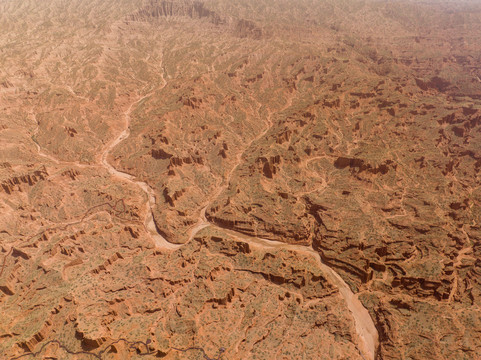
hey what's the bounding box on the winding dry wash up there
[213,229,379,360]
[99,64,378,360]
[100,92,181,251]
[2,0,481,359]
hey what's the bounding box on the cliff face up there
[127,0,263,39]
[1,0,481,359]
[127,0,224,24]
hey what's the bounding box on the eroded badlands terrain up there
[1,0,481,359]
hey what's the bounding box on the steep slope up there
[1,0,481,359]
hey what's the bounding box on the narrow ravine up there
[187,218,379,360]
[100,93,181,250]
[238,232,379,360]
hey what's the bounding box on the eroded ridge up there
[8,338,225,360]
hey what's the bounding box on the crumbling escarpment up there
[126,0,263,39]
[127,0,224,24]
[1,166,48,194]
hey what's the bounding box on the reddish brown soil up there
[1,1,481,359]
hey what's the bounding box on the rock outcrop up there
[127,0,224,25]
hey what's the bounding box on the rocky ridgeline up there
[126,0,263,39]
[0,167,48,194]
[127,0,223,24]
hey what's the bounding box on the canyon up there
[1,0,481,359]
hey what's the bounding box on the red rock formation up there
[1,0,481,359]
